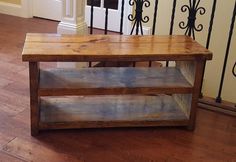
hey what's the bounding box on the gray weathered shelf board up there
[39,95,189,130]
[39,67,193,96]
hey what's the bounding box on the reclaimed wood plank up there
[22,35,212,62]
[176,61,196,85]
[39,67,193,96]
[25,34,197,43]
[39,95,189,129]
[29,62,39,136]
[173,94,192,117]
[188,60,206,130]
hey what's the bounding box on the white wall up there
[0,0,31,18]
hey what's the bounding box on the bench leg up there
[29,62,40,136]
[188,60,205,131]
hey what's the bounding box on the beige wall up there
[144,0,236,103]
[0,0,21,5]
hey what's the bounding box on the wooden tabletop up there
[22,33,212,62]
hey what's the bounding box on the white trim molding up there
[0,0,32,18]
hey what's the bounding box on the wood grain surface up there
[39,67,193,96]
[22,34,213,62]
[29,62,40,136]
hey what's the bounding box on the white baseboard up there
[57,21,88,35]
[0,1,31,18]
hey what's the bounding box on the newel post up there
[57,0,88,34]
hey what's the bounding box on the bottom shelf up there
[39,95,189,130]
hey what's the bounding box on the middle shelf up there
[39,67,193,96]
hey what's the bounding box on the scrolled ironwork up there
[179,0,206,39]
[128,0,151,35]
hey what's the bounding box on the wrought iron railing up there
[88,0,236,111]
[216,1,236,103]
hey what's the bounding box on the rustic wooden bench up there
[22,34,212,136]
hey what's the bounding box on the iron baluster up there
[233,62,236,77]
[206,0,217,49]
[179,0,206,40]
[152,0,159,35]
[120,0,125,35]
[169,0,177,35]
[90,0,94,34]
[216,0,236,103]
[136,17,140,35]
[128,0,150,35]
[199,0,217,97]
[105,7,109,35]
[89,0,95,67]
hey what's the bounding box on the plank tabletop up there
[22,34,212,62]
